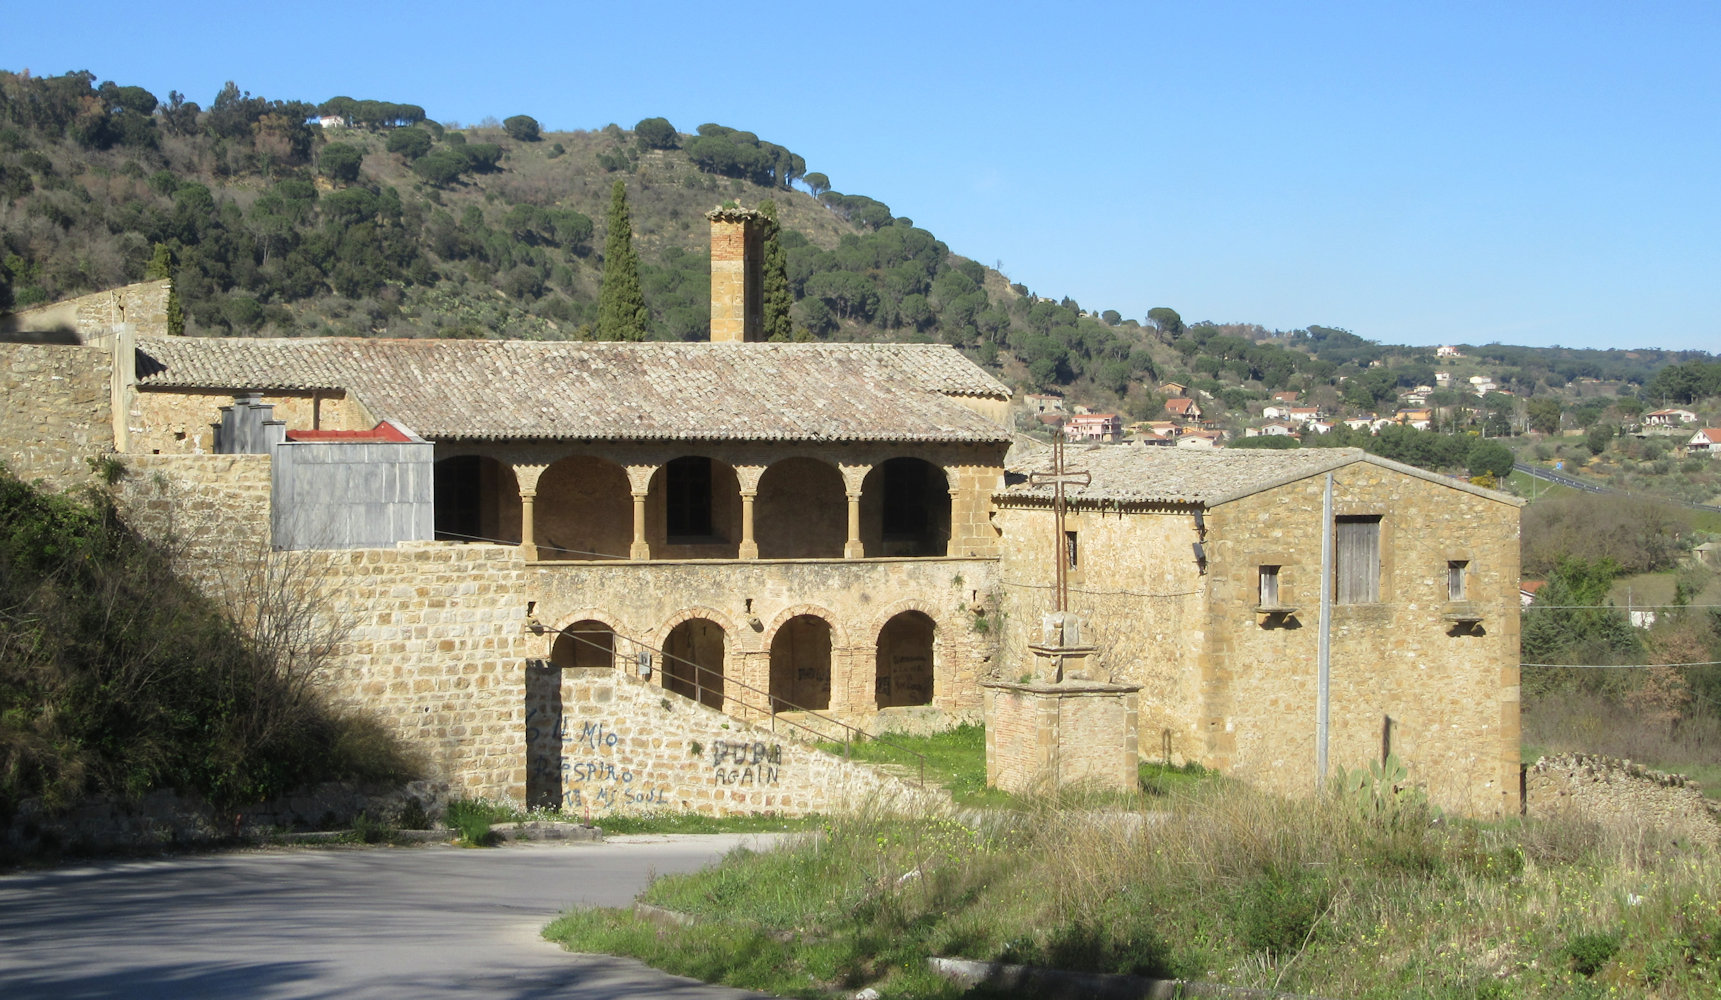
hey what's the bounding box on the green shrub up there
[1234,866,1331,956]
[1562,931,1621,977]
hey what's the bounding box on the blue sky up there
[9,1,1719,351]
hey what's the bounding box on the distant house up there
[1437,345,1463,358]
[1065,413,1123,443]
[1159,381,1188,398]
[1645,408,1697,427]
[1688,428,1721,457]
[1520,580,1545,607]
[1024,393,1065,415]
[1249,422,1298,437]
[1262,404,1290,421]
[316,115,347,128]
[1288,406,1320,423]
[1165,397,1201,421]
[1400,392,1429,407]
[1434,372,1452,386]
[1271,391,1299,404]
[1344,416,1378,431]
[1306,420,1334,435]
[1175,429,1224,449]
[1395,409,1433,431]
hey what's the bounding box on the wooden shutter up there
[1334,516,1381,603]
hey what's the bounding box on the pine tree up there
[597,179,647,341]
[759,200,794,342]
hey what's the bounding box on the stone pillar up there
[738,490,759,560]
[630,492,651,560]
[845,491,865,559]
[707,207,765,343]
[513,463,545,561]
[520,489,538,560]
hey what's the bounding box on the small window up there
[1448,560,1468,601]
[1334,515,1382,604]
[1065,530,1079,570]
[1259,565,1281,607]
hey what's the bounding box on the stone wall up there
[1526,753,1721,848]
[525,556,1003,730]
[111,453,273,596]
[2,780,449,858]
[130,388,369,455]
[1205,463,1522,817]
[530,664,952,818]
[0,342,113,488]
[1,279,171,343]
[983,682,1140,794]
[993,460,1522,818]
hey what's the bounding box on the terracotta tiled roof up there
[134,337,1012,444]
[998,445,1521,508]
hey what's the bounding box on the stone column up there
[512,463,546,561]
[520,489,538,560]
[738,490,759,560]
[630,492,651,560]
[845,492,865,559]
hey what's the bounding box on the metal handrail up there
[540,623,928,788]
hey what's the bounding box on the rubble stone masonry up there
[0,342,114,488]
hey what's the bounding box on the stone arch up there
[551,618,618,670]
[860,457,950,557]
[434,454,521,544]
[768,610,837,712]
[535,454,632,561]
[661,616,726,710]
[755,455,847,558]
[647,454,742,558]
[876,609,937,708]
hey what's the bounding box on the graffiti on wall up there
[711,740,782,786]
[525,708,667,809]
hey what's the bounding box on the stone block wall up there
[0,342,113,488]
[530,665,952,818]
[0,279,171,343]
[130,388,368,455]
[983,682,1140,794]
[1526,753,1720,848]
[525,556,1003,729]
[111,453,273,596]
[1206,465,1522,817]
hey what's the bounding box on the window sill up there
[1254,604,1299,617]
[1441,602,1484,624]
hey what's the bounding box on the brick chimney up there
[707,206,765,342]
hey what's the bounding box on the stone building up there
[0,208,1523,817]
[992,445,1524,816]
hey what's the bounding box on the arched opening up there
[434,454,521,544]
[876,611,936,708]
[770,615,832,712]
[663,618,725,709]
[755,457,846,558]
[536,455,631,561]
[647,456,742,559]
[551,620,614,670]
[861,458,949,557]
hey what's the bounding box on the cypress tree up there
[759,200,793,342]
[145,243,185,336]
[597,179,647,341]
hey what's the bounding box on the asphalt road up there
[0,834,789,999]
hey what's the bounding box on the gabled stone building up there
[993,445,1523,815]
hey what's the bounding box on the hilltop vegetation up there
[6,68,1714,422]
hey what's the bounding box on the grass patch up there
[546,786,1721,999]
[818,724,1017,807]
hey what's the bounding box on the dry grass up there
[547,780,1721,998]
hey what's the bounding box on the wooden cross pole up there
[1028,426,1090,615]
